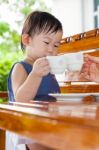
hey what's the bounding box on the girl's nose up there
[48,46,53,52]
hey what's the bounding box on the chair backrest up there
[0,91,7,150]
[57,28,99,93]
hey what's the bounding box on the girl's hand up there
[32,57,50,77]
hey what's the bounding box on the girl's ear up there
[21,34,30,46]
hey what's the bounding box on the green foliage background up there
[0,0,51,92]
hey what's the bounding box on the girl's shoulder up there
[12,61,32,74]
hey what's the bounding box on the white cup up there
[64,52,84,71]
[46,55,66,74]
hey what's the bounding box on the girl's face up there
[26,30,63,59]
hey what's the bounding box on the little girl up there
[7,11,63,150]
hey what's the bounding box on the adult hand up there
[81,54,99,82]
[85,54,99,64]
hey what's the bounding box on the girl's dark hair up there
[21,11,63,50]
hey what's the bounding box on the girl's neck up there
[24,57,36,65]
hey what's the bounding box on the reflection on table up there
[0,100,99,150]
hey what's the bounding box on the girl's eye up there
[44,41,49,44]
[54,45,59,48]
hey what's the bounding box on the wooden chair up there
[57,28,99,93]
[0,91,8,98]
[0,91,8,150]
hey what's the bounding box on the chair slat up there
[0,91,8,98]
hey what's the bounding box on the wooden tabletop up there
[0,101,99,150]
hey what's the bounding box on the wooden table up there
[0,101,99,150]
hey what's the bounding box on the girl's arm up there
[11,57,50,103]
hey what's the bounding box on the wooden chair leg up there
[0,129,5,150]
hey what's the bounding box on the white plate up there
[49,93,99,101]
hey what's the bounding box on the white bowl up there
[67,63,83,71]
[46,55,66,74]
[50,67,66,74]
[64,52,84,71]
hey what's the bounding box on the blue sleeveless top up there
[7,61,60,102]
